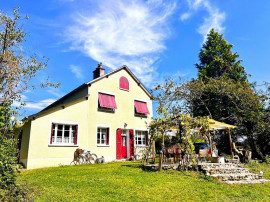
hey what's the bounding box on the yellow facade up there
[20,67,153,169]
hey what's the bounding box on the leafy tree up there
[150,79,212,171]
[151,29,269,160]
[196,29,248,83]
[192,29,269,159]
[0,8,58,199]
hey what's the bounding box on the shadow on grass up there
[198,173,217,183]
[121,163,142,168]
[121,163,160,172]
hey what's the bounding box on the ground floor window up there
[50,124,77,145]
[97,127,109,146]
[135,130,146,146]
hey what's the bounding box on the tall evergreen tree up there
[191,29,269,159]
[196,29,248,83]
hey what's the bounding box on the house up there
[18,63,153,169]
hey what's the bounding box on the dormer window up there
[98,93,117,111]
[134,100,149,116]
[119,76,129,91]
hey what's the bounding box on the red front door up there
[117,129,134,159]
[121,130,127,158]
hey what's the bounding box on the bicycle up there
[70,149,97,165]
[84,150,98,164]
[70,149,86,165]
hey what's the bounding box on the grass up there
[17,161,270,201]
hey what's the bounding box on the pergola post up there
[227,128,234,159]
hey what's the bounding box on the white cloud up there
[13,95,56,110]
[180,12,191,21]
[47,87,65,98]
[65,0,176,86]
[181,0,226,41]
[24,99,57,110]
[69,65,84,80]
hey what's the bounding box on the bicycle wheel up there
[70,160,78,166]
[78,155,85,165]
[89,153,97,164]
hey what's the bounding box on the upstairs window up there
[98,93,117,111]
[119,76,129,91]
[134,100,149,115]
[50,123,78,145]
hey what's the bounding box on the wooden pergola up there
[207,119,237,158]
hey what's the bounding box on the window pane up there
[97,131,100,144]
[57,125,63,143]
[71,127,75,143]
[64,129,69,143]
[52,127,55,143]
[101,133,105,144]
[58,125,63,130]
[57,137,62,143]
[142,136,146,145]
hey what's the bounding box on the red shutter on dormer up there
[74,125,78,145]
[106,128,109,145]
[98,93,117,109]
[50,123,54,144]
[134,101,150,114]
[119,76,129,90]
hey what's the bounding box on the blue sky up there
[1,0,270,117]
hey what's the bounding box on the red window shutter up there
[74,125,78,145]
[116,128,122,159]
[129,129,134,157]
[109,95,117,109]
[119,76,129,90]
[98,93,117,109]
[106,128,109,145]
[50,123,54,144]
[145,131,149,146]
[134,101,150,114]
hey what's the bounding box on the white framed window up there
[135,130,146,146]
[50,123,78,145]
[97,127,109,146]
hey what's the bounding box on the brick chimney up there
[93,62,105,79]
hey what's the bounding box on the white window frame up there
[135,130,147,147]
[96,124,110,147]
[49,120,79,147]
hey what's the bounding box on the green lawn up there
[17,162,270,201]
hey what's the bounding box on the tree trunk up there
[152,140,155,163]
[158,133,165,172]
